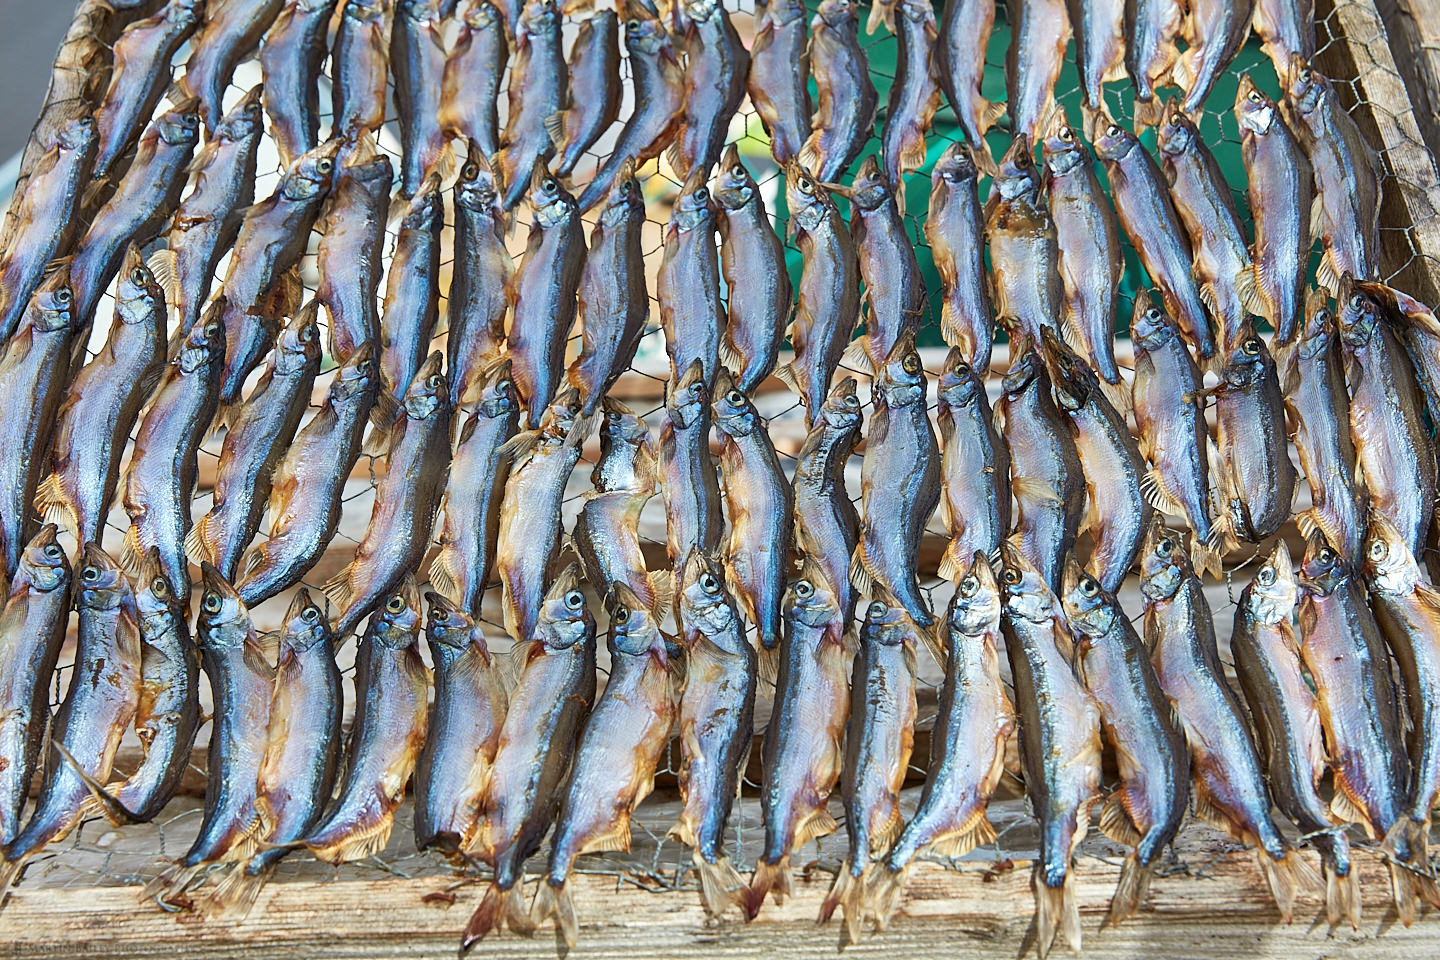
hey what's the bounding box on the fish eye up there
[1243,338,1262,355]
[357,358,374,376]
[317,158,334,175]
[1106,124,1122,138]
[726,389,744,405]
[953,359,971,377]
[1145,307,1164,322]
[843,393,859,408]
[1080,577,1100,598]
[1317,546,1336,564]
[302,605,320,623]
[794,579,814,598]
[565,590,585,609]
[130,266,148,285]
[202,591,223,612]
[494,378,512,393]
[731,164,745,177]
[151,576,169,595]
[1350,294,1366,309]
[902,353,921,374]
[1001,568,1021,585]
[1369,538,1388,561]
[1059,126,1074,141]
[204,322,221,338]
[613,605,630,623]
[1248,89,1265,103]
[428,373,444,389]
[700,572,720,593]
[81,564,100,582]
[693,187,708,203]
[798,177,814,194]
[625,17,640,30]
[386,594,407,613]
[1257,566,1276,586]
[464,163,479,179]
[42,543,62,560]
[542,177,557,192]
[1157,538,1174,557]
[958,574,979,597]
[54,287,72,304]
[867,601,886,618]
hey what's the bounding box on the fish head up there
[622,4,671,54]
[997,540,1057,624]
[400,0,438,23]
[54,115,95,153]
[16,525,70,595]
[1060,558,1116,641]
[282,588,334,654]
[1040,112,1088,177]
[895,0,931,24]
[666,359,710,428]
[861,590,915,647]
[933,141,980,186]
[670,172,714,233]
[1091,114,1138,162]
[77,544,130,613]
[520,0,561,37]
[1296,291,1336,360]
[819,375,863,432]
[156,97,202,147]
[371,576,424,649]
[1244,541,1297,626]
[1363,513,1423,596]
[536,563,595,650]
[538,385,585,443]
[1138,521,1187,602]
[1129,289,1179,352]
[332,341,380,403]
[114,244,165,326]
[282,139,341,201]
[600,396,650,453]
[1297,533,1351,598]
[179,302,226,374]
[712,371,760,437]
[608,584,666,659]
[1220,331,1274,389]
[1284,56,1325,120]
[529,165,577,227]
[991,136,1040,202]
[1336,274,1381,347]
[679,551,741,639]
[783,163,833,232]
[768,0,806,26]
[712,145,756,211]
[848,156,891,212]
[400,176,445,234]
[135,548,182,622]
[215,85,265,142]
[936,347,983,408]
[464,0,503,28]
[456,149,504,218]
[600,158,645,225]
[1155,98,1199,158]
[876,331,926,408]
[197,562,249,635]
[172,0,204,23]
[424,590,477,652]
[1001,347,1046,400]
[816,0,859,27]
[403,352,449,421]
[345,0,390,22]
[784,568,843,630]
[1234,75,1279,137]
[472,355,516,419]
[683,0,719,23]
[949,552,1002,638]
[1040,328,1095,412]
[31,269,76,334]
[276,302,324,375]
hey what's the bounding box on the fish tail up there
[1096,375,1133,420]
[745,857,791,918]
[529,880,578,948]
[818,862,865,945]
[1032,866,1081,959]
[1383,818,1423,926]
[1323,857,1361,930]
[1409,825,1440,911]
[1256,848,1317,924]
[0,855,27,898]
[202,861,272,920]
[1104,852,1154,927]
[866,863,909,930]
[694,850,747,918]
[462,882,505,948]
[1132,96,1164,133]
[52,741,143,825]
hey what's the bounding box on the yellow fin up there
[32,474,77,541]
[926,811,997,860]
[840,336,876,378]
[184,516,215,568]
[306,813,395,864]
[1105,853,1154,927]
[818,864,864,946]
[1098,791,1143,848]
[693,851,746,918]
[793,807,839,851]
[1033,868,1082,958]
[118,525,146,578]
[529,881,578,949]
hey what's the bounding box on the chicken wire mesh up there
[11,0,1440,921]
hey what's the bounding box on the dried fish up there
[551,11,621,178]
[392,0,452,196]
[747,0,810,166]
[495,0,566,209]
[798,0,877,182]
[260,0,338,168]
[986,136,1062,352]
[315,135,393,363]
[379,176,444,402]
[440,0,509,161]
[674,0,748,180]
[448,155,513,410]
[849,156,924,375]
[926,143,994,370]
[658,175,725,391]
[332,0,394,139]
[714,146,790,394]
[936,350,1009,581]
[791,378,863,623]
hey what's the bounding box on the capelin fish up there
[1062,560,1186,925]
[714,146,790,393]
[236,344,384,607]
[1213,332,1295,542]
[303,578,431,865]
[747,571,850,916]
[779,165,859,424]
[1337,278,1434,555]
[1005,0,1070,144]
[315,134,392,364]
[508,168,584,429]
[495,0,566,209]
[392,0,451,196]
[463,566,596,945]
[260,0,338,168]
[881,0,941,194]
[1095,115,1215,361]
[1175,0,1252,114]
[1231,542,1359,929]
[798,0,876,182]
[179,0,282,131]
[377,175,443,402]
[567,163,648,414]
[0,116,94,343]
[1066,0,1125,125]
[792,378,862,622]
[1156,100,1250,357]
[551,10,621,178]
[496,391,591,644]
[440,0,508,161]
[1044,330,1150,592]
[1360,280,1440,430]
[0,274,76,583]
[151,86,264,336]
[431,358,519,618]
[856,334,940,631]
[121,313,224,601]
[670,553,757,918]
[1130,291,1226,572]
[848,155,924,374]
[713,375,793,655]
[332,0,394,139]
[746,0,809,166]
[0,528,70,848]
[413,593,508,859]
[217,139,337,406]
[673,0,748,180]
[998,542,1101,957]
[448,154,512,411]
[191,307,320,581]
[324,355,451,637]
[926,143,994,370]
[1042,118,1123,389]
[871,556,1013,927]
[2,547,139,878]
[936,0,1001,158]
[936,350,1009,581]
[575,2,683,212]
[1299,533,1420,920]
[1140,525,1317,921]
[985,136,1062,352]
[1127,0,1182,129]
[90,0,203,179]
[1253,0,1314,80]
[658,174,725,391]
[996,348,1084,595]
[532,588,677,947]
[39,249,167,548]
[1234,76,1312,343]
[659,360,724,571]
[1287,59,1383,290]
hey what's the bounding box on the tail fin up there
[746,858,791,918]
[1032,866,1081,959]
[818,862,865,945]
[694,851,747,918]
[462,880,533,948]
[1383,818,1421,926]
[1104,852,1153,927]
[1133,96,1164,134]
[529,880,578,949]
[866,863,909,930]
[1323,858,1361,930]
[1256,848,1319,924]
[1410,826,1440,912]
[202,861,271,920]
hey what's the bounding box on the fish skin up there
[1044,330,1150,592]
[935,0,999,150]
[4,546,140,865]
[792,377,863,623]
[413,592,508,857]
[1213,332,1296,542]
[782,164,860,424]
[1235,76,1312,344]
[0,528,71,848]
[1066,0,1125,116]
[303,578,431,864]
[882,0,942,191]
[448,154,513,411]
[378,176,444,402]
[332,0,394,139]
[1041,118,1123,386]
[392,0,451,196]
[1062,561,1187,924]
[1175,0,1252,114]
[0,274,78,585]
[659,361,724,570]
[315,135,393,364]
[674,0,748,181]
[1337,279,1434,556]
[997,349,1084,595]
[1004,0,1070,144]
[552,10,622,178]
[926,143,994,370]
[567,164,648,415]
[179,0,283,131]
[850,155,924,373]
[431,358,519,619]
[0,116,95,343]
[90,0,203,179]
[997,543,1102,958]
[260,0,338,168]
[985,136,1062,353]
[1126,0,1183,126]
[495,0,566,210]
[714,146,791,394]
[658,175,725,392]
[41,249,167,548]
[440,0,509,161]
[235,344,381,607]
[856,333,940,628]
[936,349,1009,581]
[1095,115,1216,361]
[217,140,338,406]
[746,0,810,166]
[799,0,877,183]
[1364,282,1440,435]
[157,86,264,336]
[1252,0,1314,81]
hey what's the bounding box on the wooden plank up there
[1372,0,1440,157]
